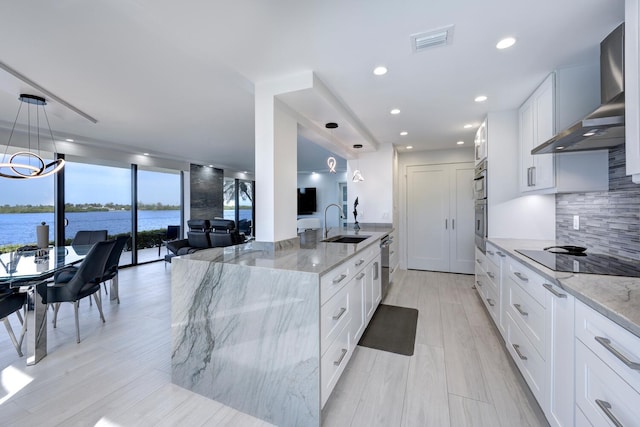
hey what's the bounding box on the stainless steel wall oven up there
[474,160,487,253]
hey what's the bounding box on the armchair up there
[1,288,26,357]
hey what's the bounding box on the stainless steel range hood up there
[532,23,625,154]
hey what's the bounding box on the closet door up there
[449,165,475,274]
[407,164,450,271]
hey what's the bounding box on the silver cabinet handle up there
[355,272,365,280]
[487,250,495,256]
[531,166,536,186]
[445,219,448,229]
[354,259,364,267]
[333,348,348,366]
[595,399,624,427]
[487,272,495,279]
[513,303,528,316]
[389,267,395,274]
[595,336,640,370]
[390,250,395,255]
[512,344,527,360]
[332,274,347,284]
[513,271,528,282]
[332,307,347,321]
[373,261,379,280]
[476,280,482,287]
[452,219,455,230]
[476,258,483,265]
[486,298,495,307]
[543,283,567,298]
[497,251,506,258]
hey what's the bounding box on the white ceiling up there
[0,0,625,174]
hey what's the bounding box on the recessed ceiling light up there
[496,37,516,50]
[390,108,401,115]
[463,124,473,129]
[583,130,597,137]
[406,145,413,150]
[209,164,214,167]
[457,141,465,145]
[373,66,388,76]
[143,153,149,156]
[400,131,408,136]
[243,171,249,174]
[65,138,74,142]
[474,95,488,103]
[556,146,565,150]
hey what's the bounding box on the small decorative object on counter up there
[36,221,49,248]
[353,197,360,230]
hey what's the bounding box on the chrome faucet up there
[324,203,345,238]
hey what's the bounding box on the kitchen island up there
[170,228,390,427]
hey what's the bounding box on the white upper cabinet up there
[626,0,640,182]
[474,118,488,165]
[518,66,609,194]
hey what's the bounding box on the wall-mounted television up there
[297,187,317,215]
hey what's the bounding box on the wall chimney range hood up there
[532,23,625,154]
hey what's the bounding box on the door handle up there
[445,219,448,229]
[452,219,455,230]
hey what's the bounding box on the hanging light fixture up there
[325,122,338,173]
[352,144,365,182]
[0,94,65,179]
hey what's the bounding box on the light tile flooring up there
[0,264,548,426]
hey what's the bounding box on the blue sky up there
[0,162,181,206]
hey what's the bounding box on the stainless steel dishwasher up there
[379,234,391,299]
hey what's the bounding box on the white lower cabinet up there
[320,244,381,407]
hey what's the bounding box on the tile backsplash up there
[556,145,640,261]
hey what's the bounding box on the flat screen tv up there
[297,187,317,215]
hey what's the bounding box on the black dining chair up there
[158,225,180,256]
[0,288,27,357]
[72,230,108,246]
[47,240,115,343]
[99,235,129,304]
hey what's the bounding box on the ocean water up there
[0,209,252,246]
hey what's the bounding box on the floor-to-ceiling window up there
[223,178,254,238]
[137,168,181,262]
[64,161,132,265]
[0,154,55,252]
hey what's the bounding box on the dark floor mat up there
[358,304,418,356]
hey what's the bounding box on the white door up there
[407,162,475,274]
[407,164,450,271]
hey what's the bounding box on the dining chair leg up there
[93,291,106,323]
[74,301,81,343]
[2,317,23,357]
[53,303,61,328]
[16,308,24,325]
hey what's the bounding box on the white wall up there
[297,171,346,229]
[487,110,555,240]
[347,143,394,224]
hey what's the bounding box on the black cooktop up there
[515,249,640,278]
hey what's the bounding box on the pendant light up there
[325,122,338,173]
[352,144,364,182]
[0,94,65,179]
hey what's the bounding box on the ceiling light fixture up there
[65,138,74,142]
[325,122,339,173]
[463,124,473,129]
[496,37,516,50]
[390,108,401,115]
[373,66,388,76]
[474,95,488,103]
[143,153,150,156]
[457,141,464,145]
[0,94,65,179]
[400,131,408,136]
[406,145,413,150]
[352,144,365,182]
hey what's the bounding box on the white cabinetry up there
[575,300,640,426]
[407,163,475,274]
[518,67,609,194]
[626,0,640,183]
[485,242,506,337]
[320,243,381,407]
[474,118,488,165]
[388,229,399,286]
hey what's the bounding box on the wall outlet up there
[573,215,580,230]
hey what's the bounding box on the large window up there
[137,168,181,262]
[64,162,132,264]
[223,178,254,238]
[0,155,55,252]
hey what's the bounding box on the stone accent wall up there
[556,145,640,260]
[190,164,224,220]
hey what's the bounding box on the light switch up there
[573,215,579,230]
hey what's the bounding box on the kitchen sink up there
[322,235,371,244]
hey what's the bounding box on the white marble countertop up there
[175,227,393,276]
[489,238,640,339]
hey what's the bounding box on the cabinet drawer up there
[506,276,546,358]
[576,339,640,426]
[575,300,640,393]
[506,257,547,307]
[485,259,500,295]
[321,261,353,305]
[481,280,499,325]
[321,281,352,355]
[505,312,546,404]
[475,249,489,271]
[485,242,504,266]
[321,320,352,407]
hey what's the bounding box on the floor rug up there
[358,304,418,356]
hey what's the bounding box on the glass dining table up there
[0,245,91,365]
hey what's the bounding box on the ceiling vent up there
[411,25,455,53]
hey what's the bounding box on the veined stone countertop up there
[489,238,640,339]
[178,227,393,275]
